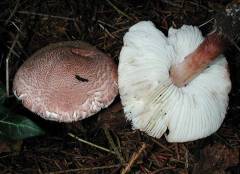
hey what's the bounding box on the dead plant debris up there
[0,0,240,173]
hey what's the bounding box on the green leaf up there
[0,105,45,140]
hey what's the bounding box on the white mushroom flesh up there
[118,21,231,142]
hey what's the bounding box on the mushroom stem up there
[170,32,225,87]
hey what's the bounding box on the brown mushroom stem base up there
[170,33,225,87]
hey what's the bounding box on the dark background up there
[0,0,239,173]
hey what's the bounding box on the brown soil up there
[0,0,239,173]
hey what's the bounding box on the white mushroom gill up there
[118,21,231,142]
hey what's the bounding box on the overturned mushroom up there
[118,21,231,142]
[119,1,240,142]
[13,41,118,122]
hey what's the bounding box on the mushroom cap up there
[118,21,231,142]
[13,41,118,122]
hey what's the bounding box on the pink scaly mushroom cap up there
[13,41,118,122]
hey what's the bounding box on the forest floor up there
[0,0,239,174]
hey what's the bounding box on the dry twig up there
[17,11,76,21]
[68,133,116,154]
[5,25,21,96]
[105,0,134,21]
[4,0,20,25]
[121,143,147,174]
[104,128,125,164]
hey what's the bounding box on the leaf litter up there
[0,0,239,173]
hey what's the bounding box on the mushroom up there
[13,41,118,122]
[118,21,231,142]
